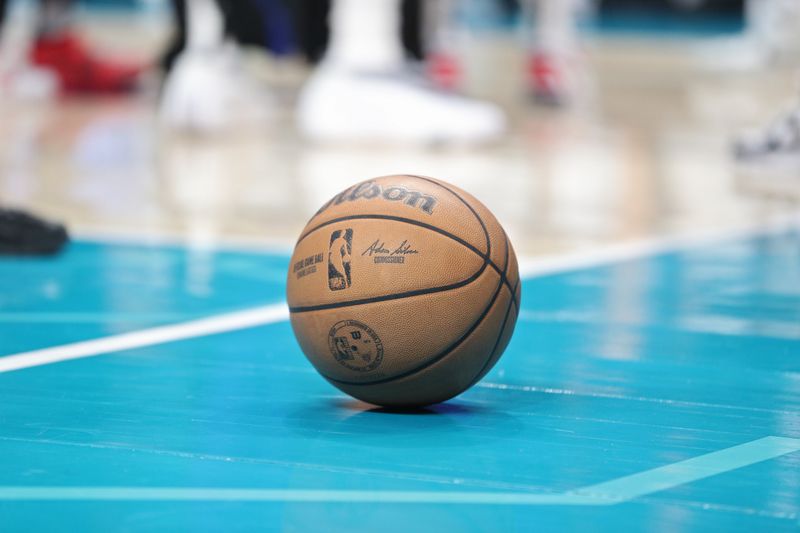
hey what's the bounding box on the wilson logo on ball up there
[316,181,438,216]
[328,229,353,291]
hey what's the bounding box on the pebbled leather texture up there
[287,175,520,407]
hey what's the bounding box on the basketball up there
[286,175,520,407]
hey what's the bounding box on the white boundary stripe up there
[518,214,800,278]
[74,213,800,275]
[0,437,796,505]
[76,212,800,271]
[3,214,798,375]
[0,304,289,374]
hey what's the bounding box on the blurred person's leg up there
[0,1,68,252]
[297,0,506,144]
[324,0,404,69]
[160,0,228,131]
[289,0,331,64]
[37,0,72,35]
[30,0,144,94]
[425,0,463,91]
[400,0,424,61]
[524,0,584,106]
[160,0,272,132]
[0,0,7,31]
[218,0,266,48]
[247,0,295,56]
[290,0,422,64]
[161,0,187,72]
[163,0,266,72]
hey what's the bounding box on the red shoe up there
[30,32,144,94]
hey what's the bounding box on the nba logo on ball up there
[328,228,353,291]
[287,175,520,408]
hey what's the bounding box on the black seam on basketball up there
[497,227,518,310]
[464,230,516,388]
[294,174,517,310]
[403,174,491,257]
[289,259,489,313]
[406,174,518,307]
[297,214,483,256]
[289,195,516,313]
[465,276,520,389]
[289,214,512,313]
[297,176,487,258]
[324,230,509,387]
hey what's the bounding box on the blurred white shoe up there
[0,65,58,102]
[733,105,800,170]
[0,0,56,103]
[159,0,271,134]
[297,67,506,145]
[160,43,271,134]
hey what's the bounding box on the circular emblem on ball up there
[328,320,384,372]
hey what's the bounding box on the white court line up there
[2,214,798,375]
[0,304,288,374]
[518,213,800,278]
[0,436,797,505]
[76,212,800,275]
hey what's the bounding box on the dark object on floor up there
[0,208,69,256]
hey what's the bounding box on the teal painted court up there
[1,230,799,532]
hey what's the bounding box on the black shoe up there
[0,208,69,256]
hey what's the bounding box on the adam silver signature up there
[362,239,419,263]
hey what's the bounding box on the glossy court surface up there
[1,228,799,532]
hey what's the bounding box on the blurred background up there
[1,0,800,257]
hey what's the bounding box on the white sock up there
[326,0,404,71]
[186,0,226,51]
[426,0,458,54]
[533,0,580,55]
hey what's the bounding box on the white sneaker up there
[733,105,800,170]
[296,66,506,145]
[160,44,271,134]
[0,65,58,102]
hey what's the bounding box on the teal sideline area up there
[0,232,798,532]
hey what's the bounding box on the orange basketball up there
[286,175,520,407]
